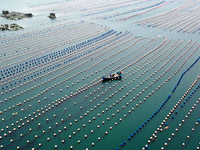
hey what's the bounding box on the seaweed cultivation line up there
[1,0,200,149]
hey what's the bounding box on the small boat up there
[102,71,122,81]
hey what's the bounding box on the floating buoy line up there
[135,0,200,34]
[30,0,151,17]
[116,50,200,149]
[0,16,200,150]
[93,0,168,20]
[145,76,200,150]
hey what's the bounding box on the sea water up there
[0,0,200,150]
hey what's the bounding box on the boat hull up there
[102,74,122,81]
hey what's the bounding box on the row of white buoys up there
[0,26,123,85]
[144,74,200,149]
[0,31,121,103]
[161,96,200,149]
[0,28,142,149]
[115,1,169,22]
[68,37,191,149]
[135,0,200,33]
[118,40,200,149]
[0,26,120,95]
[30,0,143,16]
[1,35,162,149]
[0,30,134,115]
[0,21,109,66]
[1,27,199,150]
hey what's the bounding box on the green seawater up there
[0,0,200,150]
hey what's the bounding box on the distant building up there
[2,10,9,15]
[0,26,3,30]
[49,13,56,19]
[25,13,33,17]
